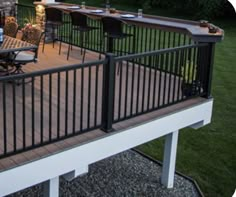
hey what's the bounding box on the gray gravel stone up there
[8,150,200,197]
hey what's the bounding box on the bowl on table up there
[199,20,209,27]
[120,14,135,18]
[109,8,116,14]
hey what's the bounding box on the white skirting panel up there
[0,99,213,196]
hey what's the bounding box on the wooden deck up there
[0,41,206,173]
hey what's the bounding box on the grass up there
[18,1,236,196]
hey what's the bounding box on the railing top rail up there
[0,59,106,81]
[114,43,208,62]
[15,3,35,8]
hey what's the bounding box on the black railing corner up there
[205,42,215,99]
[101,53,116,132]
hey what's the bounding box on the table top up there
[47,3,224,43]
[0,36,37,54]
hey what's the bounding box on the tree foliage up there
[175,0,226,19]
[116,0,232,19]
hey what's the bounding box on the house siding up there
[0,0,16,16]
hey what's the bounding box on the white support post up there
[43,176,59,197]
[161,130,179,188]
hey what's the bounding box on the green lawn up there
[18,1,236,196]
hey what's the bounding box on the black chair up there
[101,16,135,73]
[101,16,135,53]
[3,21,18,38]
[11,27,43,74]
[0,19,18,74]
[67,12,98,62]
[0,55,11,76]
[42,7,65,54]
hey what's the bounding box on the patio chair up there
[0,53,15,75]
[101,16,136,73]
[5,16,16,24]
[0,55,11,76]
[0,19,18,74]
[67,12,99,62]
[42,7,66,54]
[3,21,19,38]
[10,26,43,75]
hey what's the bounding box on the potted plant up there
[181,60,201,97]
[21,13,37,32]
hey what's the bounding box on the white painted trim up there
[0,99,213,196]
[161,130,179,188]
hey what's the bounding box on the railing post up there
[204,43,215,99]
[101,53,116,132]
[197,42,215,99]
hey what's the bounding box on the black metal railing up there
[61,13,194,62]
[0,4,215,159]
[0,43,213,158]
[15,4,194,60]
[100,43,212,130]
[0,60,105,158]
[15,4,36,28]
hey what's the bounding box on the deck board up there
[0,40,205,173]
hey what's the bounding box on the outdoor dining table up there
[0,35,37,54]
[0,35,37,75]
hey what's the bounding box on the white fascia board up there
[0,99,213,196]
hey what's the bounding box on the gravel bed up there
[9,150,200,197]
